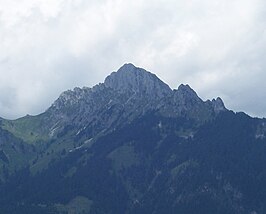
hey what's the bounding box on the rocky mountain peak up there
[211,97,226,113]
[117,63,137,72]
[51,87,91,110]
[48,64,227,126]
[104,63,172,98]
[174,84,202,104]
[177,84,200,98]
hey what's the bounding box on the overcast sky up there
[0,0,265,119]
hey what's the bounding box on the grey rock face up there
[46,63,227,137]
[174,84,202,106]
[51,87,91,110]
[104,63,172,99]
[211,97,226,113]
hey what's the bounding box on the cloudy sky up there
[0,0,265,119]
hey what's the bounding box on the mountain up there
[0,64,265,214]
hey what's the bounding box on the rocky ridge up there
[49,63,226,130]
[0,63,227,144]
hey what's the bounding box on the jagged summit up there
[50,63,227,120]
[212,97,226,113]
[51,86,91,110]
[104,63,172,98]
[176,84,202,102]
[117,63,138,72]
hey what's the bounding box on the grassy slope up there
[1,113,51,144]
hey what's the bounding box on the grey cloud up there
[0,0,265,119]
